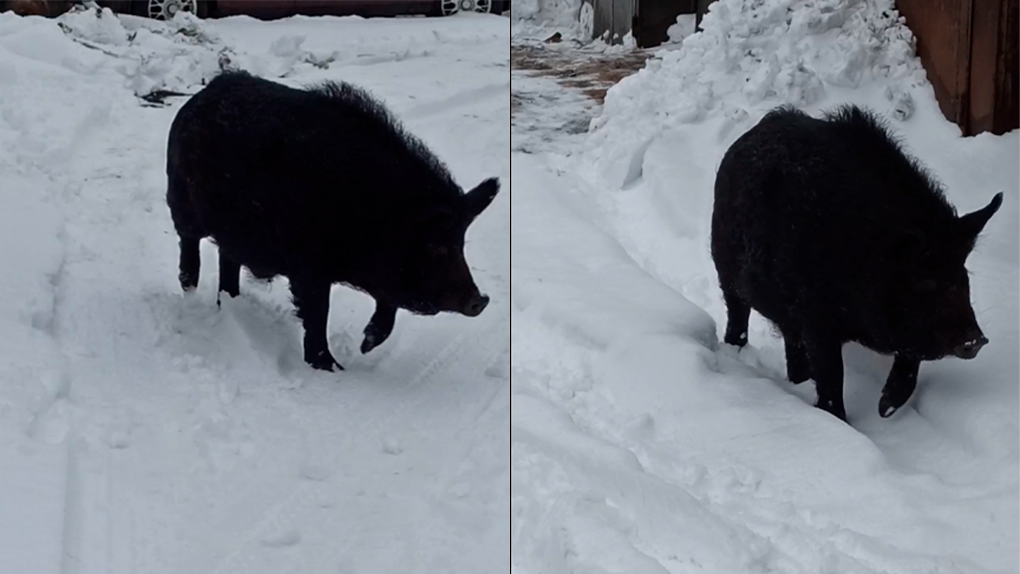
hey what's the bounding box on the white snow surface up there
[512,0,1019,573]
[0,10,509,574]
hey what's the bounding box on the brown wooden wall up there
[897,0,1019,136]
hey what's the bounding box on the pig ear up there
[412,206,458,231]
[957,192,1004,243]
[463,177,501,221]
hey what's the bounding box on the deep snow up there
[0,8,509,573]
[511,0,1019,573]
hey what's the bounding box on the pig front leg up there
[362,301,397,354]
[879,355,920,418]
[290,278,343,372]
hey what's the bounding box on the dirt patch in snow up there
[511,43,650,110]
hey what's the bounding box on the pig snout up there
[460,293,490,317]
[953,335,988,360]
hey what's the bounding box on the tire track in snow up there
[44,87,180,574]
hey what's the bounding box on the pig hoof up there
[179,273,198,292]
[307,350,344,372]
[361,325,393,354]
[723,332,748,347]
[878,393,906,418]
[815,399,848,423]
[361,335,378,355]
[786,368,811,385]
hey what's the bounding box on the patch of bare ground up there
[511,43,650,108]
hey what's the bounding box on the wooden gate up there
[897,0,1018,135]
[587,0,697,47]
[586,0,635,44]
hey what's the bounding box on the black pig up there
[711,104,1002,422]
[166,71,500,371]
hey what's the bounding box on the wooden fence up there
[586,0,699,47]
[897,0,1018,136]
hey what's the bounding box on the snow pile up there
[665,13,696,45]
[511,0,584,39]
[584,0,925,189]
[57,3,131,46]
[55,7,237,96]
[47,7,339,98]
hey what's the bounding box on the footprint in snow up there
[262,528,301,548]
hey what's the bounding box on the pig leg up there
[290,278,343,372]
[721,288,751,347]
[878,355,920,418]
[361,301,396,354]
[218,250,241,304]
[168,172,202,292]
[803,334,847,422]
[178,236,200,292]
[783,335,811,384]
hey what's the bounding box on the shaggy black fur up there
[166,70,500,371]
[711,104,1002,422]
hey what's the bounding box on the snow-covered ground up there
[0,8,509,573]
[511,0,1019,573]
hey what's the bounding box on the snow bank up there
[584,0,926,189]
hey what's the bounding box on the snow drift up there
[583,0,926,189]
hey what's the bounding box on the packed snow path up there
[509,29,1019,574]
[0,11,509,573]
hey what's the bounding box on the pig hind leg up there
[721,285,751,347]
[167,172,205,292]
[712,224,751,347]
[177,237,201,292]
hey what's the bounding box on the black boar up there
[711,104,1002,422]
[166,71,500,372]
